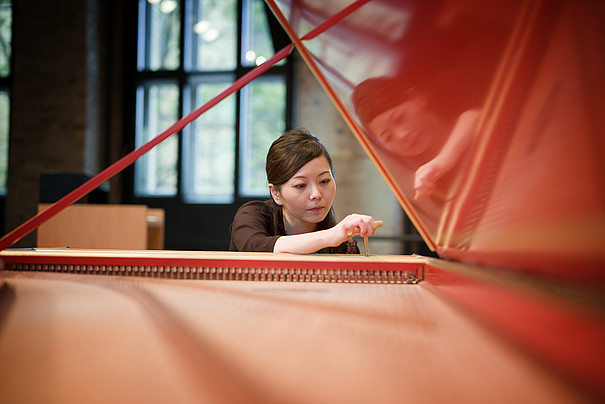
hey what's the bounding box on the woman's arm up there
[414,108,480,200]
[273,214,379,254]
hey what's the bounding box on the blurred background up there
[0,0,431,255]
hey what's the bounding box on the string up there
[0,0,372,250]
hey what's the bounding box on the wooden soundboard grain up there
[0,270,589,404]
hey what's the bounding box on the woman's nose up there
[309,184,322,200]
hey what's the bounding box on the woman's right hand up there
[273,214,381,254]
[330,214,379,246]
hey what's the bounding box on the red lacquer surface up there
[425,261,605,399]
[266,0,605,284]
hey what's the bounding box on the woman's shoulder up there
[230,200,282,252]
[236,200,277,215]
[234,200,282,226]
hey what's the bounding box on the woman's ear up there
[268,183,283,205]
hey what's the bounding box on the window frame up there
[0,0,12,196]
[124,0,294,250]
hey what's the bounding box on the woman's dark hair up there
[266,128,336,229]
[266,128,334,189]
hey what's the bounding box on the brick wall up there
[5,0,107,246]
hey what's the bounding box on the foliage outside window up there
[0,0,12,194]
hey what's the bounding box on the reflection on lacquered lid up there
[266,0,605,284]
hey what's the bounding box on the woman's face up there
[367,95,440,156]
[269,155,336,234]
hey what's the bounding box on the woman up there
[229,129,379,254]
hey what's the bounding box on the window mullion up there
[234,0,245,200]
[176,0,189,201]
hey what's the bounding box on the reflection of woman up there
[352,4,507,200]
[354,77,479,200]
[229,129,379,253]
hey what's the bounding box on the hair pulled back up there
[265,128,334,190]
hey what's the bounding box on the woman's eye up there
[320,178,331,184]
[294,184,306,189]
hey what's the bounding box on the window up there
[134,0,290,204]
[0,0,12,195]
